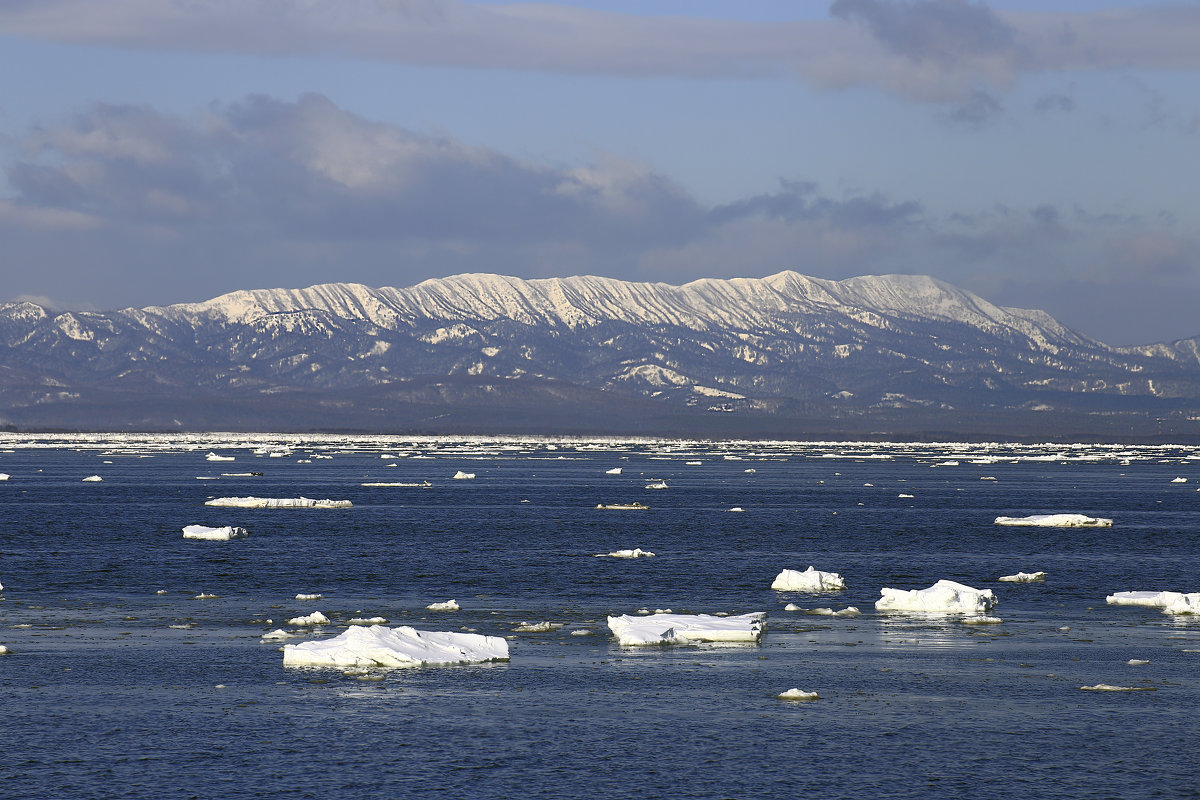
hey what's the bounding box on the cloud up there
[1,2,1199,102]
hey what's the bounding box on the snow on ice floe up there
[998,571,1046,583]
[261,629,296,640]
[1106,591,1200,614]
[1080,684,1155,692]
[777,688,820,701]
[605,467,622,475]
[282,625,509,668]
[82,475,102,482]
[204,496,352,508]
[1171,477,1188,483]
[287,611,331,626]
[875,580,997,615]
[348,617,388,625]
[205,452,235,461]
[296,593,322,601]
[426,599,460,611]
[606,612,766,646]
[994,513,1112,527]
[452,471,475,480]
[771,566,845,592]
[597,548,655,558]
[182,524,248,541]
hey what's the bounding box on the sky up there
[0,1,1198,345]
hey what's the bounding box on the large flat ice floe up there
[182,524,248,541]
[998,571,1046,583]
[282,624,509,668]
[606,612,766,645]
[994,513,1112,527]
[771,566,845,592]
[875,580,997,615]
[597,548,655,558]
[1106,590,1200,615]
[204,496,352,508]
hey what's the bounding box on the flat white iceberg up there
[1107,590,1200,615]
[605,467,622,475]
[182,524,248,541]
[205,452,235,461]
[644,481,669,490]
[261,629,296,640]
[362,481,431,487]
[426,599,460,611]
[82,475,102,482]
[875,579,997,615]
[452,471,475,480]
[514,621,562,632]
[994,513,1112,527]
[777,688,820,701]
[597,548,655,558]
[771,566,846,592]
[0,473,9,481]
[606,611,766,646]
[1171,477,1188,483]
[1080,684,1155,692]
[295,593,322,600]
[204,496,352,509]
[998,571,1046,583]
[282,624,509,668]
[287,611,330,626]
[348,617,388,625]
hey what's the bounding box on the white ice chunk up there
[182,524,248,541]
[261,629,296,640]
[295,593,323,600]
[82,475,103,482]
[204,496,352,508]
[998,571,1046,583]
[287,611,331,626]
[1171,477,1188,483]
[0,645,8,655]
[804,606,861,617]
[514,621,562,632]
[644,481,669,490]
[875,579,997,614]
[452,471,475,480]
[1105,590,1190,608]
[205,452,235,461]
[777,688,820,701]
[771,566,845,592]
[1080,684,1154,692]
[597,548,655,558]
[348,617,388,625]
[426,599,460,611]
[994,513,1112,527]
[728,507,744,512]
[606,611,766,646]
[0,473,9,481]
[605,467,622,475]
[282,624,509,668]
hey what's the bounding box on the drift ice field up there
[1,433,1199,799]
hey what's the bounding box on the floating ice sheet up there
[771,566,845,592]
[777,688,820,701]
[597,548,655,558]
[204,496,352,508]
[426,599,460,611]
[287,611,330,625]
[998,571,1046,583]
[182,524,248,541]
[875,579,997,615]
[452,471,475,480]
[282,624,509,668]
[994,513,1112,527]
[1107,590,1200,614]
[606,612,766,646]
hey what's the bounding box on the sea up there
[2,433,1198,799]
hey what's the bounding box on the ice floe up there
[595,502,648,510]
[998,571,1046,583]
[426,599,460,611]
[1171,477,1188,483]
[728,506,744,512]
[205,452,235,461]
[606,611,766,646]
[777,688,820,701]
[644,481,669,490]
[803,607,861,617]
[282,625,509,668]
[295,593,322,600]
[287,611,331,626]
[452,471,475,480]
[1107,590,1200,615]
[261,629,296,640]
[182,524,248,541]
[597,548,655,558]
[605,467,622,475]
[771,566,845,592]
[994,513,1112,527]
[348,617,388,625]
[362,481,431,487]
[82,475,102,482]
[1080,684,1155,692]
[514,621,562,632]
[875,580,997,615]
[204,496,352,509]
[0,473,9,481]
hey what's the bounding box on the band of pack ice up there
[204,496,352,508]
[1106,590,1200,615]
[182,525,248,540]
[875,580,997,614]
[606,612,767,645]
[282,625,509,668]
[771,566,845,591]
[993,514,1112,527]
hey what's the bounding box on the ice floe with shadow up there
[283,625,509,668]
[182,525,248,541]
[994,513,1111,527]
[875,580,997,615]
[607,611,766,646]
[771,566,845,592]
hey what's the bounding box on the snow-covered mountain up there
[2,271,1198,438]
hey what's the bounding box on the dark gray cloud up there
[946,90,1003,126]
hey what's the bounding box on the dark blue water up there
[2,436,1199,799]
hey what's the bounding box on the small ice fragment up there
[771,566,845,592]
[605,467,622,475]
[0,645,9,655]
[998,571,1046,583]
[155,589,168,595]
[597,548,655,558]
[295,593,323,600]
[994,514,1112,527]
[607,612,766,646]
[0,473,9,481]
[204,496,351,509]
[194,592,217,599]
[82,475,103,482]
[960,615,1004,624]
[1127,659,1149,665]
[784,603,801,611]
[287,611,330,626]
[744,468,756,473]
[514,621,562,632]
[261,629,295,640]
[777,688,820,701]
[205,452,235,461]
[570,629,592,636]
[686,461,702,466]
[898,493,914,498]
[1080,684,1155,692]
[348,617,388,625]
[644,481,669,490]
[182,525,248,541]
[728,507,744,512]
[980,476,997,481]
[1171,477,1188,483]
[426,599,460,611]
[452,471,475,480]
[283,625,509,668]
[875,580,997,614]
[863,483,873,487]
[806,607,861,617]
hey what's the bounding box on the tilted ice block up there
[875,579,997,614]
[994,514,1112,527]
[606,612,766,646]
[771,566,845,591]
[283,624,509,668]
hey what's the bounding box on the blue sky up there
[1,0,1198,345]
